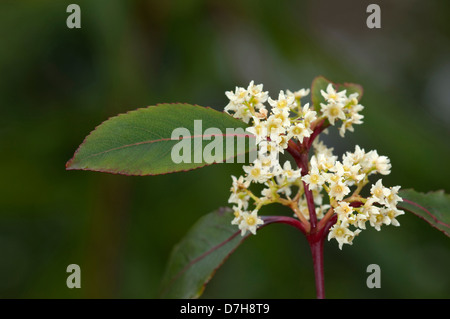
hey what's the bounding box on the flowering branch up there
[224,78,405,298]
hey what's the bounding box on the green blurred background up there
[0,0,449,299]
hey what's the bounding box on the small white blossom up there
[231,206,244,225]
[334,201,354,221]
[239,210,264,236]
[247,81,269,109]
[328,221,353,250]
[328,179,351,201]
[287,88,310,100]
[302,166,326,191]
[287,122,312,144]
[272,107,291,128]
[382,207,405,226]
[320,101,346,125]
[246,117,267,144]
[321,83,347,104]
[268,90,295,111]
[243,159,268,183]
[265,115,284,142]
[385,185,403,208]
[370,179,389,204]
[281,161,302,183]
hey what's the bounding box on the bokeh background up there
[1,0,449,299]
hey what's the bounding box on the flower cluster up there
[310,143,404,249]
[224,80,404,249]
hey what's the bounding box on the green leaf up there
[311,76,331,113]
[310,76,363,113]
[66,103,256,176]
[158,209,306,298]
[158,207,245,299]
[398,189,450,237]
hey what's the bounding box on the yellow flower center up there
[310,174,319,184]
[329,105,340,117]
[293,126,303,135]
[277,100,287,108]
[387,210,395,219]
[246,216,256,226]
[374,188,383,198]
[251,167,261,177]
[335,228,344,236]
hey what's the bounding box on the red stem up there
[285,120,336,299]
[307,234,325,299]
[262,215,307,235]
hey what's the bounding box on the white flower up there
[246,117,267,144]
[258,140,283,163]
[302,103,317,129]
[231,206,244,225]
[354,210,369,229]
[333,160,364,185]
[328,179,351,201]
[334,201,354,221]
[268,90,295,111]
[262,154,282,178]
[272,107,291,128]
[369,209,389,231]
[302,166,325,191]
[370,179,389,204]
[265,115,284,141]
[226,86,249,105]
[320,101,346,125]
[287,122,312,144]
[339,115,363,137]
[366,150,391,175]
[385,185,402,208]
[239,210,264,236]
[287,88,310,100]
[345,145,366,166]
[228,175,250,209]
[382,207,404,226]
[261,185,278,200]
[374,155,391,175]
[243,159,267,183]
[233,104,253,123]
[328,221,353,250]
[321,83,347,104]
[247,81,269,109]
[281,161,301,183]
[272,133,290,150]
